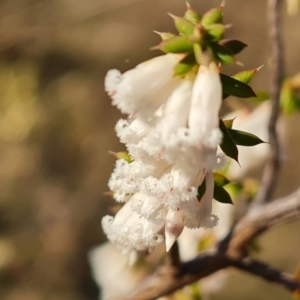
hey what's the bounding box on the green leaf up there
[213,172,230,186]
[201,7,223,27]
[221,73,257,98]
[231,67,262,85]
[211,43,234,64]
[169,14,195,36]
[225,182,244,199]
[223,118,235,129]
[158,36,193,53]
[197,177,206,200]
[280,79,299,115]
[213,184,233,204]
[220,39,248,55]
[184,4,201,24]
[109,151,133,163]
[256,91,270,101]
[174,54,196,76]
[228,129,265,146]
[219,119,239,162]
[193,43,203,64]
[206,23,225,42]
[247,91,270,103]
[154,31,176,41]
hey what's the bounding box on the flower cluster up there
[101,3,261,255]
[102,54,225,253]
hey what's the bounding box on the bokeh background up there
[0,0,300,299]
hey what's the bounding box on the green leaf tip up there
[153,31,176,41]
[169,13,195,36]
[228,129,266,146]
[223,118,235,129]
[220,39,248,55]
[109,150,133,163]
[173,54,196,76]
[211,43,234,64]
[232,66,263,85]
[158,35,193,53]
[221,73,257,98]
[219,119,239,163]
[213,172,230,186]
[205,23,225,42]
[184,2,201,24]
[201,6,223,27]
[213,184,233,204]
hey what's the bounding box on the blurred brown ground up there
[0,0,300,299]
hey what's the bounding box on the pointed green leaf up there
[193,42,203,64]
[197,177,206,200]
[206,24,225,42]
[221,73,257,98]
[201,7,223,27]
[211,43,234,64]
[213,184,233,204]
[220,39,248,55]
[170,14,195,36]
[228,129,265,146]
[219,119,239,162]
[232,67,262,85]
[158,36,193,53]
[154,31,176,41]
[223,118,235,129]
[174,54,196,76]
[184,4,201,24]
[213,172,230,186]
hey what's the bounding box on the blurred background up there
[0,0,300,299]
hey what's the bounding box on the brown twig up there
[231,257,300,292]
[254,0,284,205]
[115,187,300,300]
[227,187,300,258]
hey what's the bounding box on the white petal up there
[165,209,185,251]
[105,69,122,95]
[199,171,215,227]
[188,62,222,146]
[108,54,182,115]
[158,79,192,144]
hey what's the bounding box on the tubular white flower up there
[103,55,224,253]
[165,209,185,252]
[105,54,183,116]
[188,62,222,147]
[102,200,165,254]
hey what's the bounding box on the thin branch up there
[231,257,300,292]
[227,187,300,258]
[254,0,284,205]
[115,188,300,300]
[118,251,230,300]
[118,252,300,300]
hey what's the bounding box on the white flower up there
[103,55,223,253]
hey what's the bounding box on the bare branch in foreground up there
[228,187,300,258]
[254,0,284,205]
[116,188,300,300]
[232,258,300,292]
